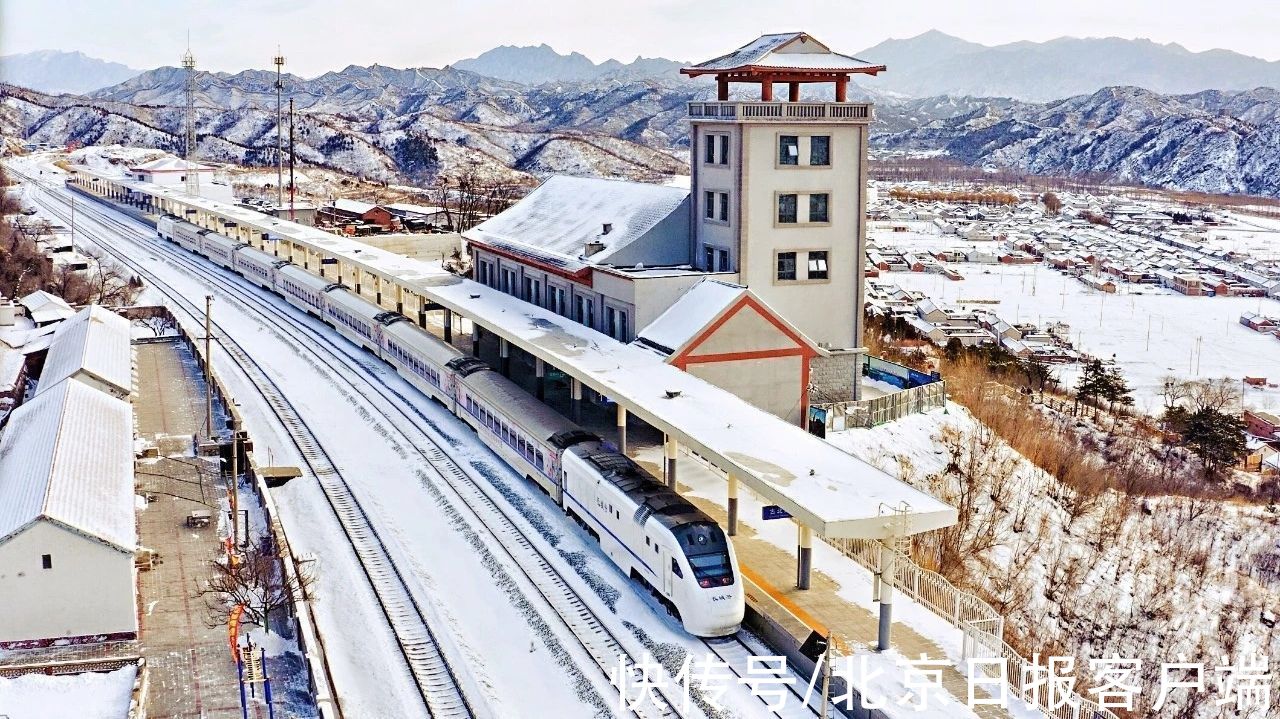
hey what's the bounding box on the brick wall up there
[810,351,861,403]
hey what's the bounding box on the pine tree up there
[1074,359,1107,415]
[1184,408,1248,478]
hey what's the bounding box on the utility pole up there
[204,295,213,438]
[288,97,296,222]
[230,414,240,548]
[274,51,286,210]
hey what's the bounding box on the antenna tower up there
[274,51,286,209]
[182,43,199,196]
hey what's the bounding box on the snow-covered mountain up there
[453,44,686,85]
[7,52,1280,198]
[855,30,1280,101]
[873,86,1280,197]
[0,50,140,95]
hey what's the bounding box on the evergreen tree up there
[1074,359,1108,415]
[1100,365,1134,413]
[1184,407,1248,478]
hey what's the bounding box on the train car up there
[156,216,175,242]
[560,447,743,637]
[275,264,331,317]
[380,317,466,408]
[453,360,589,500]
[200,230,240,270]
[233,245,285,291]
[322,285,384,354]
[171,220,206,254]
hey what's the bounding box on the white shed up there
[0,378,137,647]
[35,305,133,400]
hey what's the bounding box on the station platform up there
[428,313,1012,716]
[133,340,252,719]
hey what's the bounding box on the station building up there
[465,32,883,419]
[0,306,137,648]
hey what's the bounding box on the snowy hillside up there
[829,406,1280,718]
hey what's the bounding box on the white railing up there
[687,101,873,122]
[831,538,1119,719]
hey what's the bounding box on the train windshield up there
[676,522,735,588]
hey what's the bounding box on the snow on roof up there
[682,32,885,75]
[331,198,378,216]
[0,378,136,552]
[635,279,745,356]
[464,176,689,266]
[129,156,215,173]
[85,168,958,538]
[19,290,75,325]
[385,202,447,217]
[35,306,132,398]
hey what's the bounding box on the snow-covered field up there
[884,263,1280,413]
[0,665,137,719]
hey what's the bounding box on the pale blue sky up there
[3,0,1278,75]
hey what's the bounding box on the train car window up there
[671,559,683,578]
[535,452,544,471]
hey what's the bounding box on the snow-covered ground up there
[11,155,843,718]
[827,406,1280,719]
[0,665,137,719]
[883,263,1280,414]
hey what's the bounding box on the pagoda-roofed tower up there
[681,33,881,397]
[681,31,885,102]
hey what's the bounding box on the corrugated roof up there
[35,306,132,398]
[464,176,689,265]
[682,32,884,74]
[19,291,76,325]
[0,378,136,552]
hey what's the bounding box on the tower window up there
[809,193,830,223]
[779,136,799,166]
[704,246,716,271]
[718,192,729,222]
[704,191,715,219]
[42,554,52,570]
[777,194,798,224]
[777,252,797,281]
[704,133,729,165]
[808,251,829,280]
[810,136,831,166]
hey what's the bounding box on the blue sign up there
[762,505,792,521]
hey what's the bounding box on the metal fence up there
[829,538,1119,719]
[814,381,947,430]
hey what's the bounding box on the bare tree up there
[133,313,177,337]
[195,537,316,631]
[429,163,522,233]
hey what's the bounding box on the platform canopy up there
[74,168,958,540]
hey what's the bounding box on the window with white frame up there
[779,135,799,165]
[777,193,798,224]
[704,190,715,219]
[705,133,730,165]
[777,251,797,281]
[810,135,831,166]
[809,193,830,223]
[807,250,829,280]
[717,192,729,222]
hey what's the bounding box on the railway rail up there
[22,172,704,719]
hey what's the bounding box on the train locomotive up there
[155,216,745,637]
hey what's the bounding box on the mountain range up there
[0,50,140,95]
[4,32,1280,197]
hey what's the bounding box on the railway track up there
[18,171,475,719]
[23,173,694,719]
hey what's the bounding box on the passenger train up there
[155,215,744,637]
